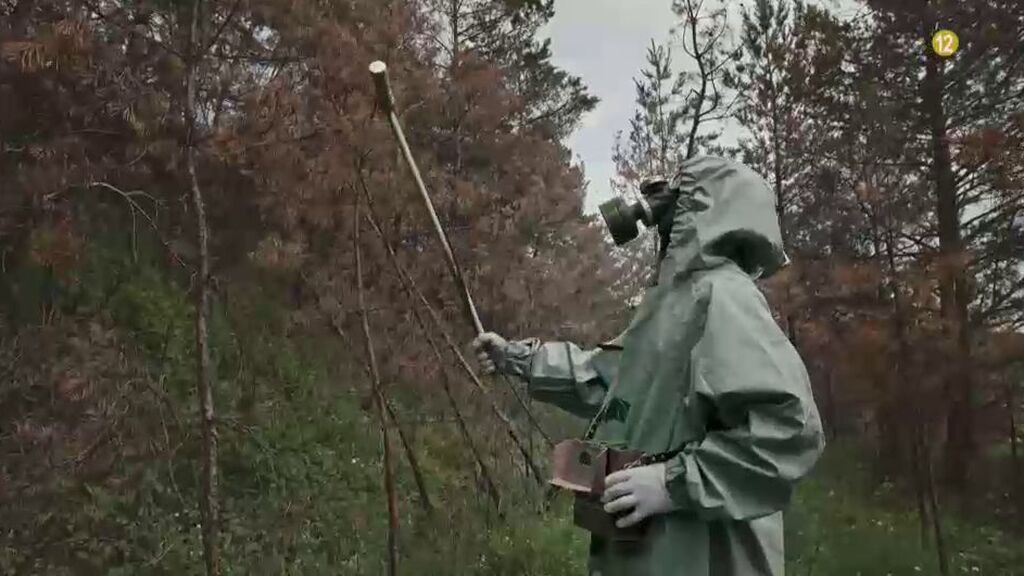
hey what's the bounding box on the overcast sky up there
[542,0,859,213]
[543,0,678,213]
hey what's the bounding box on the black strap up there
[579,339,620,441]
[629,447,685,468]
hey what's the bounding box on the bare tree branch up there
[356,170,547,486]
[353,197,400,576]
[327,315,435,514]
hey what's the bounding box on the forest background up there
[1,0,1022,574]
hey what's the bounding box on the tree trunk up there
[1007,380,1022,528]
[359,186,503,512]
[185,2,220,574]
[771,99,787,247]
[878,198,932,549]
[357,175,546,486]
[683,0,710,161]
[503,375,553,448]
[911,432,931,547]
[925,447,950,576]
[353,201,399,576]
[383,397,433,514]
[439,361,503,512]
[823,365,838,441]
[327,317,437,515]
[921,14,974,498]
[863,218,904,481]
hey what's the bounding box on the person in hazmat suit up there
[471,155,825,576]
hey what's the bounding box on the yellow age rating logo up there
[932,29,959,58]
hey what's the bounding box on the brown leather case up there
[549,439,648,541]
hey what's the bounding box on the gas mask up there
[598,179,678,246]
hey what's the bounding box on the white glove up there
[601,463,680,528]
[470,332,510,375]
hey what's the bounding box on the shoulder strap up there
[576,341,625,441]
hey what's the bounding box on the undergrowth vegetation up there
[2,238,590,575]
[787,446,1024,576]
[4,240,1021,575]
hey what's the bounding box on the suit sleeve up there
[663,279,826,521]
[499,338,613,420]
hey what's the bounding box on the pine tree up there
[863,0,1024,498]
[613,0,733,195]
[672,0,733,159]
[425,0,598,139]
[727,0,800,244]
[612,41,687,194]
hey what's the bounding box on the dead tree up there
[354,199,400,575]
[327,317,434,514]
[184,1,220,573]
[356,174,547,486]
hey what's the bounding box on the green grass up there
[787,445,1024,576]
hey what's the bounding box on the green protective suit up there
[500,156,825,576]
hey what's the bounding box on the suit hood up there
[657,156,788,283]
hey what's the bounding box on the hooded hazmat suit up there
[497,156,825,576]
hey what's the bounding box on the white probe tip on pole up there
[369,61,395,113]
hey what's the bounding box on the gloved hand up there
[470,332,511,375]
[601,463,680,528]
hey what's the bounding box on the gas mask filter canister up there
[598,179,675,246]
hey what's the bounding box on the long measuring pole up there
[369,61,485,336]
